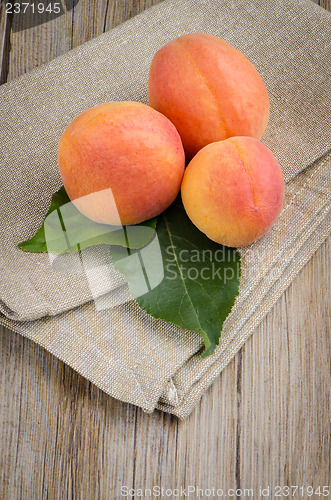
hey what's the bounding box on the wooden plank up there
[6,2,73,81]
[0,1,330,498]
[239,238,330,492]
[104,0,164,31]
[0,0,13,84]
[312,0,331,9]
[4,0,165,80]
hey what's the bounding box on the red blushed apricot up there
[58,102,185,225]
[149,33,269,158]
[181,137,285,247]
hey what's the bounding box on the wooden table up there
[0,1,330,498]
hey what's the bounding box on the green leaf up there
[18,186,156,254]
[110,199,241,357]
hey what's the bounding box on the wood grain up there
[0,1,330,498]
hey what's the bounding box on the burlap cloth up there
[0,0,330,418]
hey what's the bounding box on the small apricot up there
[149,33,269,158]
[58,102,185,225]
[181,137,284,247]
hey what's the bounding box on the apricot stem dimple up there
[175,38,229,138]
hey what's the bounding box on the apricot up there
[58,102,185,225]
[148,33,269,158]
[181,137,284,247]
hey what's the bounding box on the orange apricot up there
[149,33,269,158]
[181,137,284,247]
[58,102,185,225]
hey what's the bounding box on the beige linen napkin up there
[0,0,330,418]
